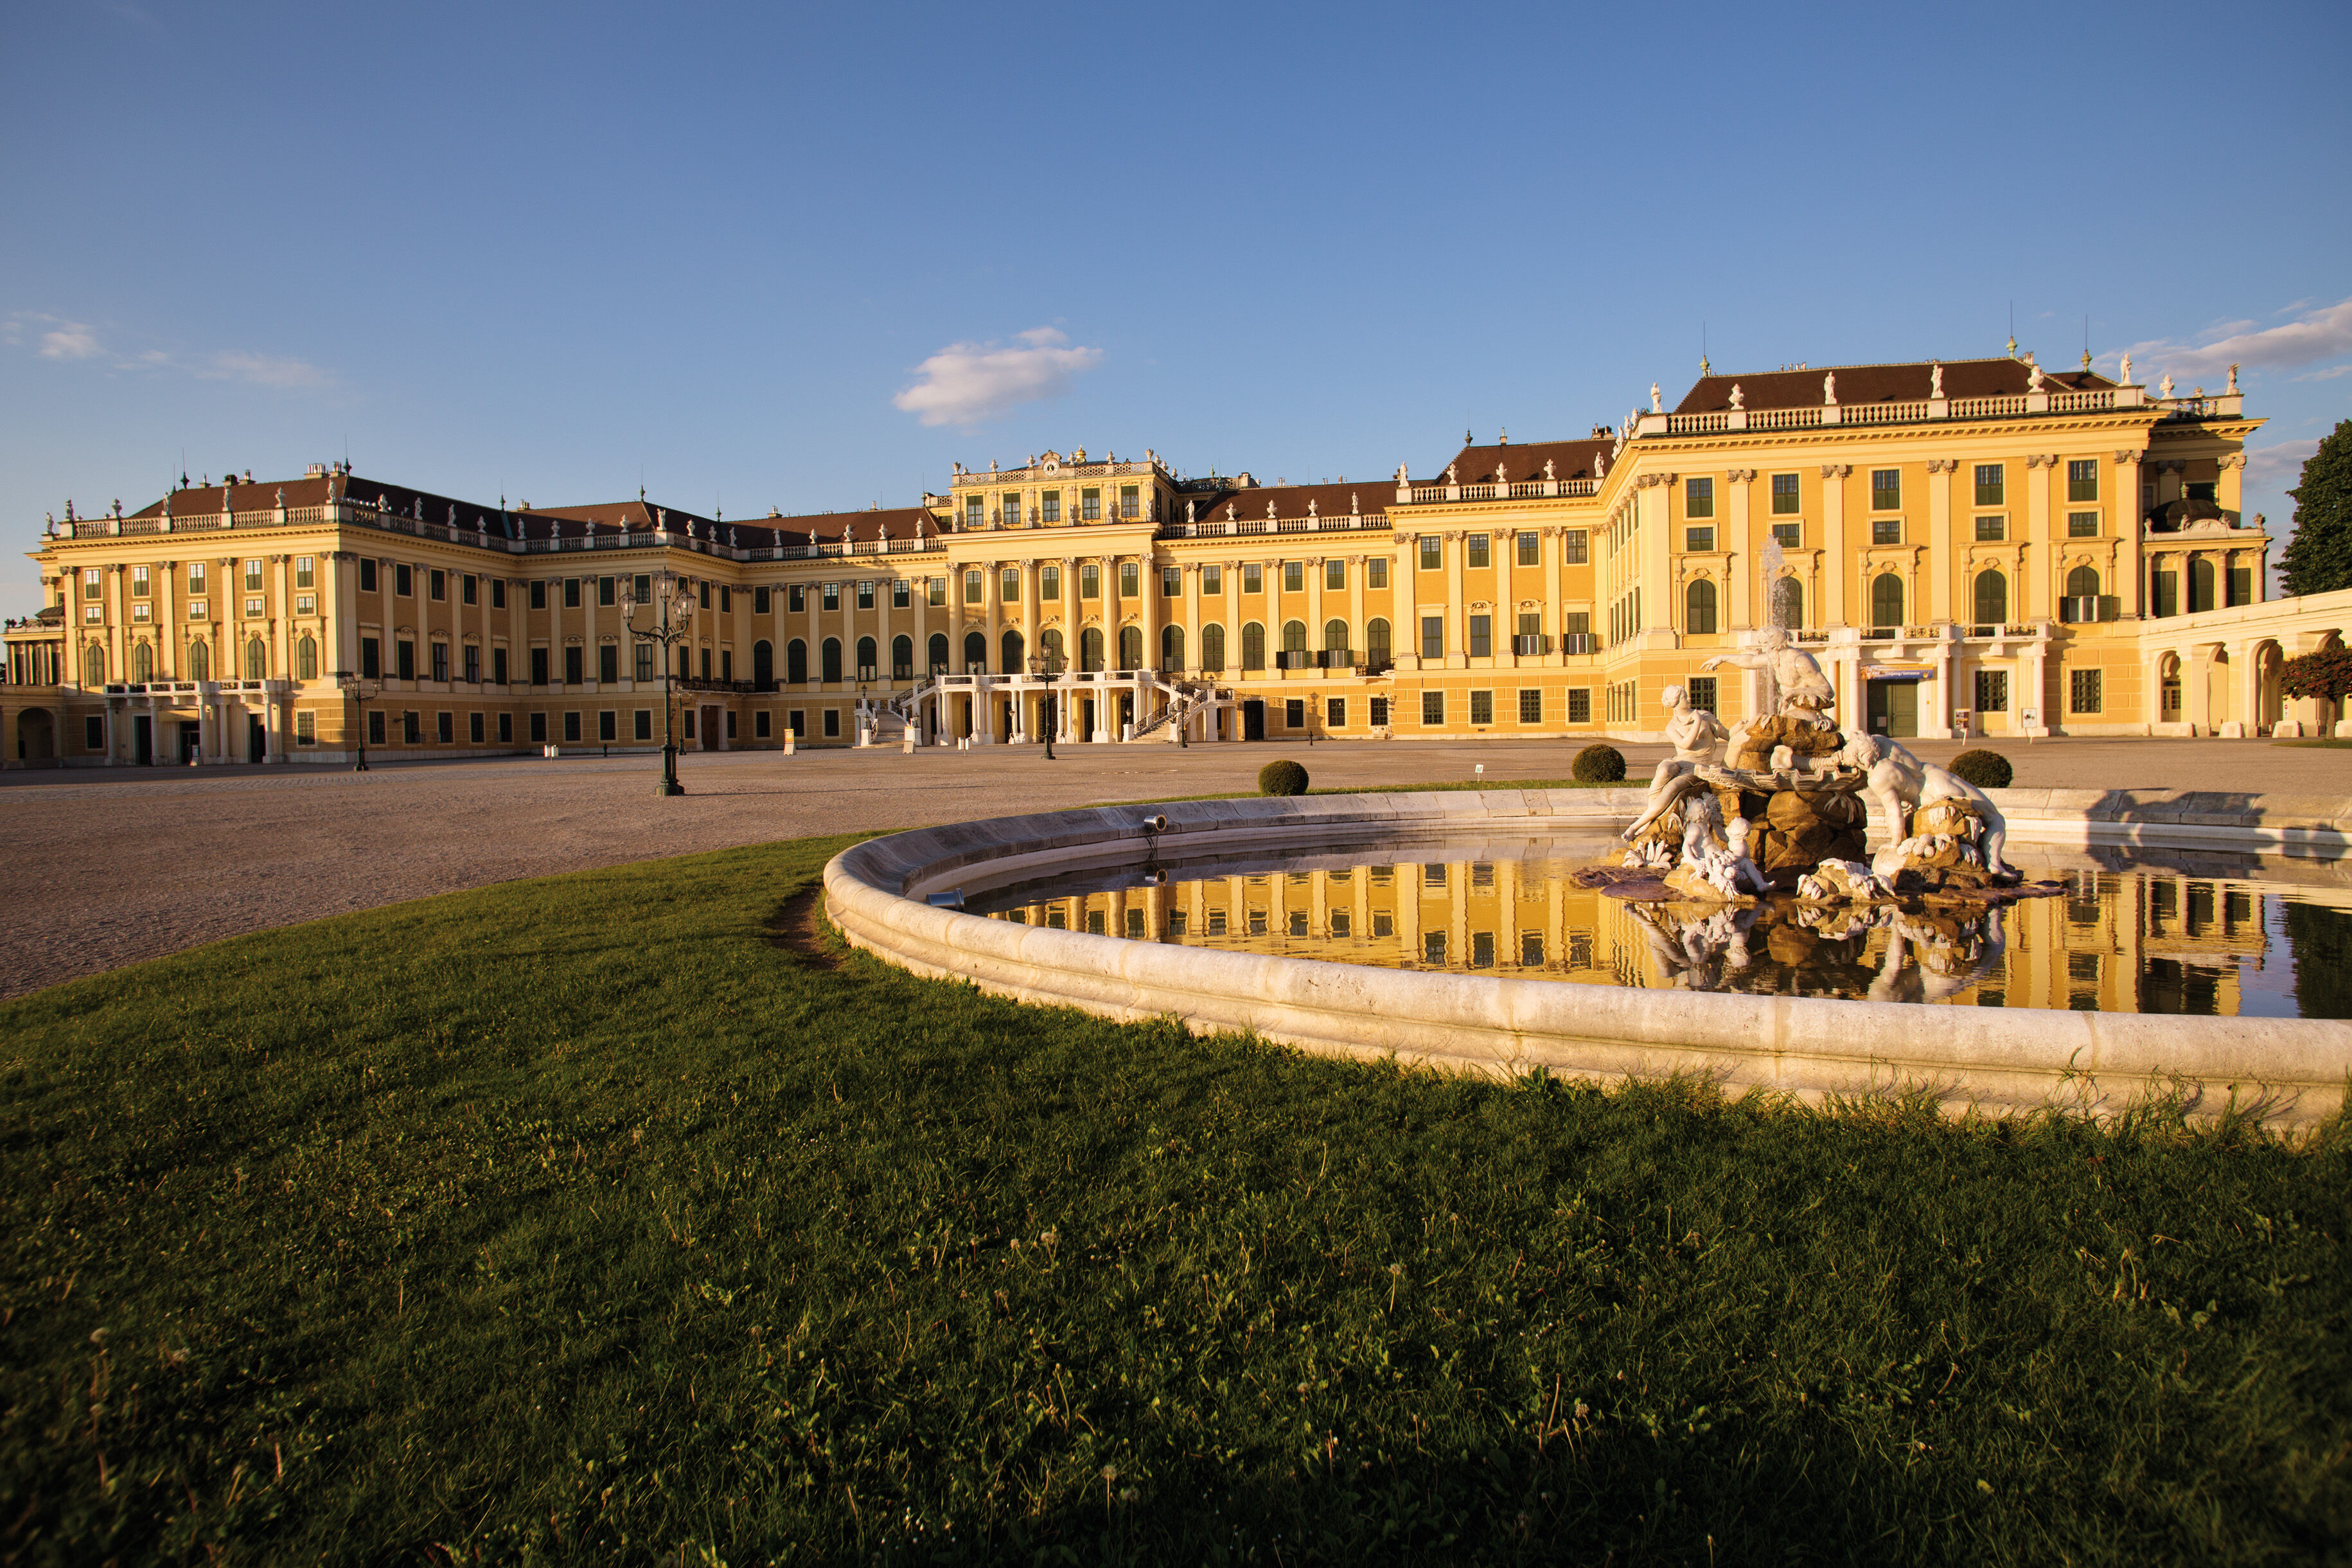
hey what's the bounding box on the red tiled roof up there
[1435,437,1614,486]
[1673,357,2116,415]
[1176,480,1388,525]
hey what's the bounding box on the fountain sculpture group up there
[1595,628,2045,998]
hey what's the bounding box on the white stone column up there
[1444,533,1463,662]
[1397,538,1420,670]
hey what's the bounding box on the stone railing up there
[1159,514,1390,539]
[1658,383,2148,437]
[1399,478,1598,504]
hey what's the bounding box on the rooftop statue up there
[1822,371,1837,405]
[2120,353,2133,383]
[1728,383,1744,410]
[1930,362,1943,398]
[1650,382,1662,414]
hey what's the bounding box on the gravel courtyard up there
[2,736,2341,1000]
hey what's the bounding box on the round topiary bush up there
[1257,759,1309,796]
[1947,748,2014,790]
[1571,743,1627,784]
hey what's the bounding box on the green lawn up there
[2,832,2346,1565]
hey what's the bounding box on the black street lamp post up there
[619,568,695,797]
[1028,646,1066,759]
[335,672,379,772]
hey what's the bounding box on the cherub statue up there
[1701,625,1834,729]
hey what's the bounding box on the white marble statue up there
[2119,353,2133,384]
[1650,382,1662,414]
[1822,371,1836,404]
[1620,686,1728,844]
[1701,625,1835,730]
[1728,383,1744,410]
[1930,362,1943,398]
[1839,732,2015,876]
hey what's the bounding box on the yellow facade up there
[5,354,2347,767]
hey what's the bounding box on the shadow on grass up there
[1,832,2346,1565]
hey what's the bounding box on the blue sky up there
[4,0,2348,617]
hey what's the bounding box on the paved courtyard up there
[2,736,2344,1000]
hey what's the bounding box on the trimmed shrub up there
[1257,759,1309,796]
[1571,743,1627,783]
[1947,748,2013,790]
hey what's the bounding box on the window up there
[402,711,421,744]
[1120,485,1140,519]
[1419,536,1442,570]
[2067,511,2099,538]
[1688,676,1717,713]
[1871,469,1901,511]
[1562,531,1588,564]
[1081,488,1102,522]
[1369,696,1390,727]
[84,714,103,749]
[1871,518,1902,545]
[790,584,808,613]
[493,647,508,685]
[1004,492,1025,527]
[244,596,265,619]
[1120,561,1139,597]
[1568,688,1591,724]
[564,577,581,609]
[463,711,481,744]
[396,640,416,681]
[1165,566,1183,597]
[491,578,506,610]
[130,565,150,598]
[1160,624,1183,670]
[1770,576,1803,630]
[1421,615,1444,658]
[859,581,876,610]
[822,583,840,611]
[1285,698,1304,728]
[892,635,913,678]
[1518,688,1542,723]
[1975,669,2008,712]
[1242,563,1262,593]
[437,711,454,744]
[1423,933,1446,965]
[245,559,265,592]
[1041,491,1061,524]
[1771,473,1800,514]
[530,647,549,685]
[1974,464,2004,507]
[355,559,372,593]
[186,640,209,680]
[597,576,615,607]
[788,710,804,737]
[1240,622,1265,669]
[1079,563,1100,599]
[1325,558,1347,592]
[1327,697,1347,727]
[599,644,619,683]
[1198,565,1218,595]
[2067,459,2099,502]
[856,637,876,680]
[1976,573,2013,630]
[1685,579,1717,634]
[1468,615,1492,657]
[965,495,986,530]
[1684,477,1715,518]
[823,709,840,737]
[396,563,414,597]
[1282,561,1303,593]
[698,583,712,610]
[563,711,581,743]
[1421,691,1444,725]
[529,579,545,609]
[754,585,771,615]
[461,572,477,605]
[1465,534,1490,569]
[1366,618,1391,664]
[2069,668,2103,714]
[1686,526,1715,552]
[1367,559,1388,588]
[1771,522,1802,549]
[564,646,584,684]
[528,712,545,743]
[892,580,909,608]
[361,637,381,679]
[1975,515,2006,542]
[822,639,842,682]
[1870,573,1904,628]
[431,642,449,682]
[296,634,319,680]
[597,710,617,742]
[1282,619,1308,656]
[296,711,315,746]
[187,600,208,621]
[1201,623,1225,671]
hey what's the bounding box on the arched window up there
[1973,569,2008,627]
[1001,629,1024,673]
[891,635,913,679]
[1771,576,1803,632]
[821,637,842,683]
[1869,573,1903,630]
[2189,558,2216,613]
[245,637,267,680]
[1685,578,1718,635]
[1323,618,1350,653]
[856,636,878,679]
[1241,622,1266,670]
[1119,625,1142,670]
[927,632,950,674]
[296,633,319,681]
[753,639,774,687]
[1367,618,1392,663]
[1039,628,1065,664]
[1079,627,1104,672]
[2066,565,2101,600]
[963,631,987,673]
[1281,620,1307,653]
[187,640,209,681]
[84,645,105,687]
[786,639,808,683]
[1161,624,1184,671]
[132,642,153,683]
[1200,623,1225,672]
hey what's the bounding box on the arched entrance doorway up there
[16,707,55,765]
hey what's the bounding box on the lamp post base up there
[659,744,685,796]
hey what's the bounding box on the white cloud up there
[2116,296,2352,383]
[38,322,103,360]
[892,326,1102,427]
[202,351,330,389]
[2247,439,2320,492]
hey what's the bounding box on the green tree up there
[2279,418,2352,596]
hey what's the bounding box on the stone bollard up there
[782,731,796,755]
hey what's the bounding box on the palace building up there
[6,349,2349,767]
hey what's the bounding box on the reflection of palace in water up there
[982,851,2339,1016]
